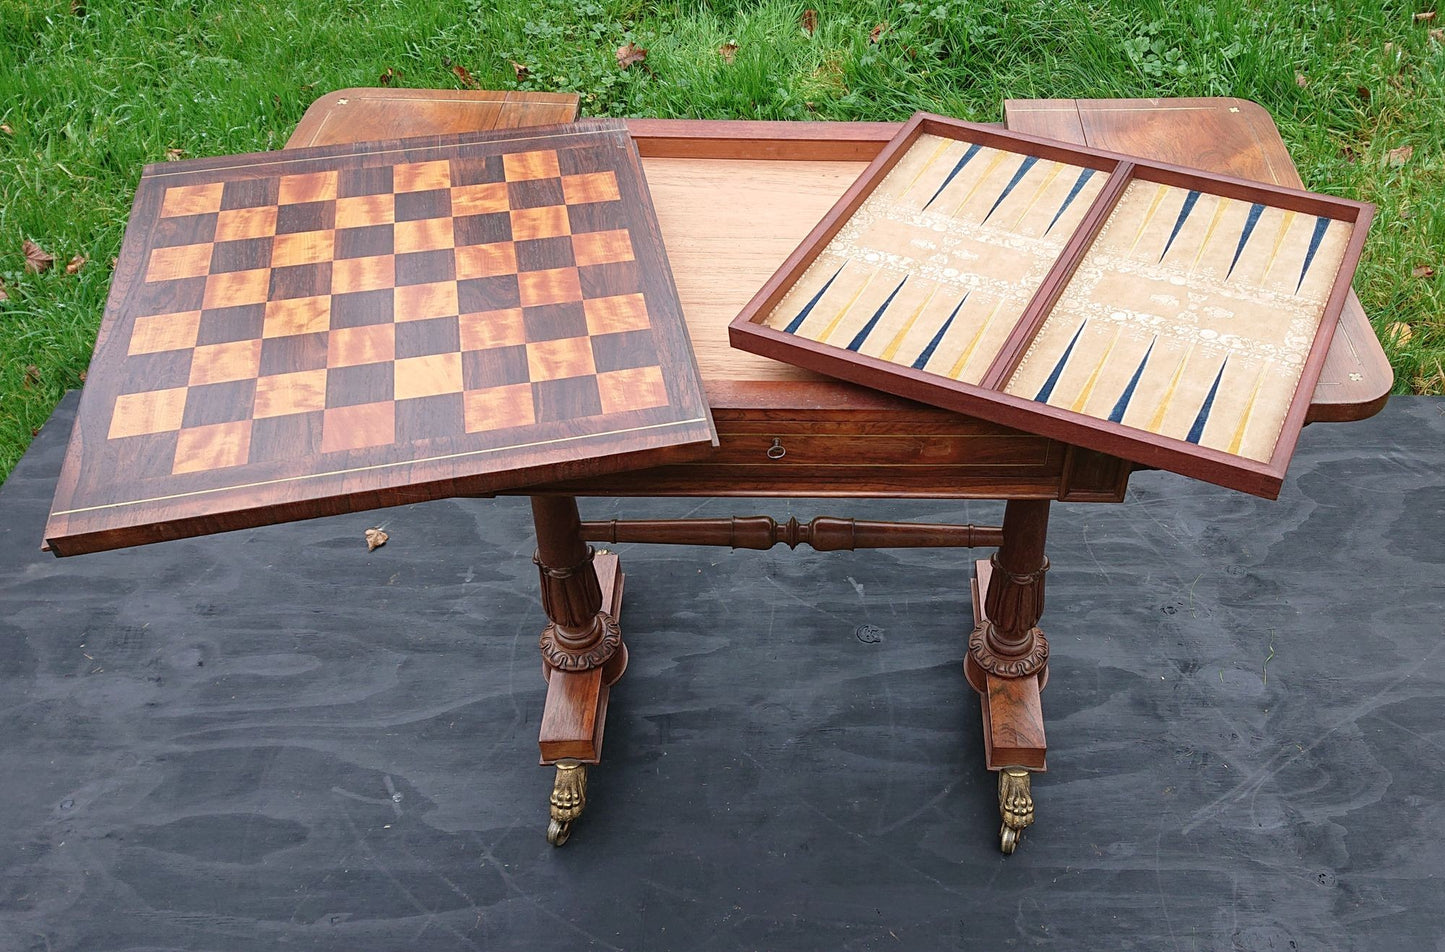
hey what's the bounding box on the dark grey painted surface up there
[1,393,1441,951]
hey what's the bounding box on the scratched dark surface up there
[2,393,1442,952]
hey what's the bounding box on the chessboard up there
[45,120,714,555]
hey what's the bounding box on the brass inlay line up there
[1068,326,1122,412]
[947,298,1006,380]
[816,268,878,344]
[53,416,712,517]
[879,285,938,362]
[1128,184,1169,254]
[1148,343,1194,433]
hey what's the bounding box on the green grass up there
[2,0,1442,483]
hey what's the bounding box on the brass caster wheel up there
[546,761,587,847]
[998,767,1034,855]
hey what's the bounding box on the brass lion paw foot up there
[546,761,587,846]
[998,767,1034,855]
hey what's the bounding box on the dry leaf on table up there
[1388,144,1413,166]
[1412,264,1436,279]
[452,63,481,89]
[719,42,738,63]
[365,527,389,552]
[24,239,54,274]
[616,43,647,69]
[511,60,530,81]
[66,254,86,275]
[801,8,818,34]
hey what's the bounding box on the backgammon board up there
[45,120,714,555]
[730,113,1373,497]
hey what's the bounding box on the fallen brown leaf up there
[869,21,888,43]
[365,527,389,551]
[801,8,818,34]
[24,365,41,388]
[1412,264,1436,278]
[0,277,8,303]
[1384,41,1396,54]
[1415,10,1436,21]
[380,66,396,86]
[1356,85,1371,101]
[1386,322,1413,346]
[719,42,738,63]
[511,60,530,81]
[452,63,481,89]
[616,42,647,69]
[165,146,186,161]
[0,123,13,136]
[1388,144,1414,166]
[109,256,119,269]
[70,0,85,14]
[1433,27,1444,41]
[1295,72,1308,87]
[24,239,54,274]
[78,369,87,383]
[66,254,86,274]
[1339,143,1358,162]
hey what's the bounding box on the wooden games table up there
[276,92,1388,852]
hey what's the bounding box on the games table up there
[49,91,1391,854]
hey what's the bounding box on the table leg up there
[965,499,1050,854]
[530,495,628,846]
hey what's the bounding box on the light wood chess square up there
[394,353,464,400]
[583,293,650,334]
[510,206,570,241]
[172,419,252,473]
[335,194,395,229]
[502,150,561,181]
[146,243,214,282]
[598,365,668,414]
[460,309,526,350]
[278,170,338,205]
[202,269,271,309]
[394,218,455,254]
[451,183,509,216]
[395,282,459,322]
[464,383,534,432]
[331,255,395,294]
[561,172,620,205]
[455,242,516,280]
[526,336,595,381]
[129,311,201,355]
[214,206,278,242]
[518,267,583,308]
[271,230,336,267]
[320,402,395,452]
[571,230,634,268]
[108,387,188,439]
[253,369,328,418]
[188,339,262,386]
[262,296,331,338]
[392,160,451,193]
[328,324,395,368]
[159,182,224,218]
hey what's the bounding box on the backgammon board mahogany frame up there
[729,112,1374,499]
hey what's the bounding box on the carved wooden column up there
[531,495,627,845]
[964,498,1050,854]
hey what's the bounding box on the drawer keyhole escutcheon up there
[766,438,786,460]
